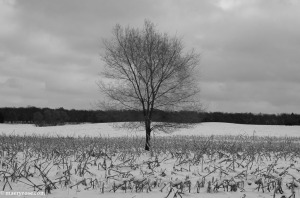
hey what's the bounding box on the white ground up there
[1,122,300,137]
[1,122,300,198]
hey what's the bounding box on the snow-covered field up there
[1,122,300,198]
[1,122,300,137]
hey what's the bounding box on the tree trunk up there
[145,119,151,151]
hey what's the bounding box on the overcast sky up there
[1,0,300,113]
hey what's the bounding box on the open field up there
[1,122,300,198]
[1,122,300,137]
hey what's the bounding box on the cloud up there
[0,0,18,36]
[201,81,300,113]
[0,0,300,113]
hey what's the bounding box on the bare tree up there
[99,20,201,151]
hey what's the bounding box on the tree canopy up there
[99,20,201,150]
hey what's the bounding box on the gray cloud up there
[0,0,300,113]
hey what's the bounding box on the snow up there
[1,122,300,198]
[1,122,300,137]
[2,152,299,198]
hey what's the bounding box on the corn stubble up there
[0,134,299,197]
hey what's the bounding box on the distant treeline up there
[0,107,299,126]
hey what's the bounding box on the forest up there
[0,107,299,126]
